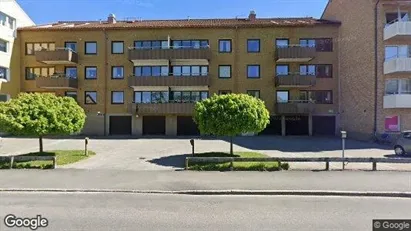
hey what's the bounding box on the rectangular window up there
[247,39,260,53]
[134,91,169,103]
[65,67,77,79]
[112,41,124,54]
[182,66,191,76]
[191,66,200,76]
[134,92,142,103]
[112,66,124,79]
[276,65,289,76]
[316,65,333,78]
[276,91,289,103]
[200,91,209,100]
[65,42,77,52]
[85,66,97,79]
[299,39,316,48]
[8,16,15,29]
[85,91,97,104]
[85,42,97,54]
[135,40,168,49]
[201,66,208,76]
[0,67,8,81]
[111,91,124,104]
[247,90,260,98]
[173,66,182,76]
[0,13,6,26]
[276,39,289,48]
[191,92,200,102]
[0,39,7,52]
[247,65,260,78]
[25,42,55,55]
[219,65,231,78]
[142,92,151,103]
[219,39,232,53]
[172,91,182,102]
[182,92,191,102]
[307,90,333,104]
[65,91,77,101]
[300,65,316,75]
[219,90,231,95]
[385,79,411,95]
[25,67,55,80]
[0,94,9,102]
[315,38,333,52]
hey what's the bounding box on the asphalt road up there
[1,192,410,231]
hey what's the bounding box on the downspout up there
[374,0,381,136]
[103,28,108,136]
[233,26,239,93]
[337,26,342,131]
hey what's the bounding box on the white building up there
[0,0,34,101]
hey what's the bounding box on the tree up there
[193,93,270,155]
[0,93,86,153]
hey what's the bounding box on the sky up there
[16,0,329,24]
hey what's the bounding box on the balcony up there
[384,57,411,74]
[384,21,411,42]
[128,75,210,87]
[36,75,78,89]
[275,46,316,62]
[128,47,211,65]
[35,48,78,64]
[129,102,195,115]
[384,94,411,109]
[276,101,315,114]
[275,74,316,87]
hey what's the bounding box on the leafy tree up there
[0,93,86,153]
[193,93,270,155]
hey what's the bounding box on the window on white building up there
[0,39,7,53]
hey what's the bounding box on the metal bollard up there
[85,137,89,156]
[190,139,195,156]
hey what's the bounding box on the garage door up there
[109,116,132,135]
[313,116,336,136]
[143,116,166,135]
[259,116,282,135]
[286,116,308,136]
[177,116,200,136]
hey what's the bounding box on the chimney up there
[248,10,256,21]
[108,13,116,24]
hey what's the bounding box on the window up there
[112,66,124,79]
[315,38,333,52]
[0,67,8,81]
[168,91,208,103]
[85,42,97,54]
[276,91,289,103]
[247,90,260,98]
[219,90,231,95]
[172,66,208,76]
[134,91,169,103]
[0,12,14,29]
[85,91,97,104]
[112,41,124,54]
[65,67,77,79]
[65,42,77,52]
[403,132,411,140]
[247,65,260,78]
[219,39,232,53]
[25,42,55,55]
[111,91,124,104]
[8,16,15,29]
[134,40,168,49]
[276,65,289,76]
[0,94,9,102]
[171,40,209,49]
[385,45,411,60]
[85,67,97,79]
[300,65,316,75]
[65,91,77,101]
[219,65,231,78]
[299,39,316,48]
[247,39,260,53]
[0,13,6,26]
[386,13,408,24]
[25,67,55,80]
[304,90,333,104]
[0,39,7,52]
[316,65,332,78]
[385,79,411,95]
[134,66,168,77]
[276,39,289,48]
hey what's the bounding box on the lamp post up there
[341,131,347,170]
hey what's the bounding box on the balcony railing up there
[36,74,78,89]
[275,73,316,87]
[129,102,195,115]
[128,46,211,61]
[275,45,316,62]
[384,57,411,74]
[128,74,210,87]
[276,100,315,114]
[384,20,411,42]
[35,48,78,64]
[384,94,411,109]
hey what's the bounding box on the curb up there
[1,188,411,198]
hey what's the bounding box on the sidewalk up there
[0,169,410,193]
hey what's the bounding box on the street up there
[1,192,410,231]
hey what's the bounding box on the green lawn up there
[0,150,96,169]
[188,152,289,171]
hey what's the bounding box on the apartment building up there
[0,0,34,100]
[323,0,411,140]
[13,12,340,136]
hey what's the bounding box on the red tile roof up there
[18,17,340,31]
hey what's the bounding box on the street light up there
[341,131,347,170]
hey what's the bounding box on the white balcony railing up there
[384,57,411,74]
[384,21,411,41]
[384,94,411,109]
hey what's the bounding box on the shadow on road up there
[148,154,189,168]
[384,154,411,159]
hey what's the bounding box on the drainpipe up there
[374,0,381,136]
[233,26,239,93]
[103,29,108,136]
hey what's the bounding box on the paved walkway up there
[0,136,407,171]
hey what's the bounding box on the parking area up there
[0,136,407,171]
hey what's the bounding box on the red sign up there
[385,116,400,132]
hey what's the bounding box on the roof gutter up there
[374,0,381,136]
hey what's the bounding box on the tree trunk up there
[230,136,233,156]
[39,136,43,153]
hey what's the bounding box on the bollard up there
[229,159,234,171]
[185,158,189,170]
[9,156,14,169]
[325,161,330,171]
[85,137,89,156]
[53,156,57,169]
[190,139,195,156]
[372,161,377,171]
